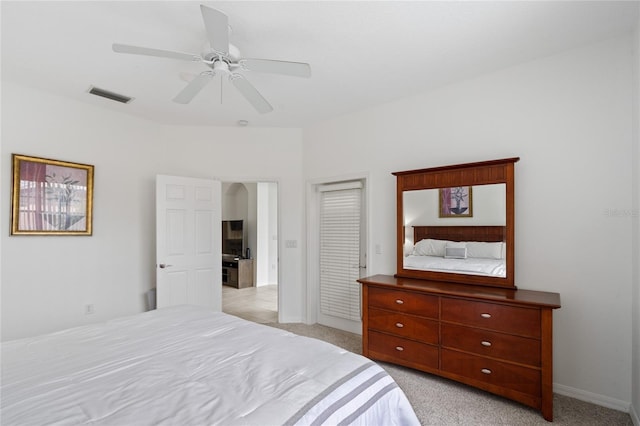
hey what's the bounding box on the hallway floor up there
[222,284,278,323]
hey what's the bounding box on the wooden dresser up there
[359,274,561,421]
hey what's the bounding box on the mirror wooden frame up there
[393,157,519,289]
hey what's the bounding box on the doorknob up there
[158,264,173,269]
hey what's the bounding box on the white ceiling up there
[2,1,638,128]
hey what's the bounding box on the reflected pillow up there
[412,238,448,257]
[466,241,504,259]
[404,243,415,256]
[444,242,467,259]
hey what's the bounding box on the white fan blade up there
[113,43,201,62]
[229,74,273,114]
[173,72,214,104]
[200,5,229,55]
[240,59,311,78]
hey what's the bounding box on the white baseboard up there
[554,383,631,414]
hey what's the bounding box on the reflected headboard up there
[413,226,505,243]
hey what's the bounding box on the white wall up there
[1,82,162,339]
[256,182,278,286]
[1,81,304,340]
[631,14,640,426]
[403,184,506,226]
[303,36,634,410]
[156,125,304,322]
[268,182,278,285]
[245,183,258,264]
[222,182,248,223]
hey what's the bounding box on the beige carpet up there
[267,322,633,426]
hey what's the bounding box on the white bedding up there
[404,254,506,277]
[1,305,419,426]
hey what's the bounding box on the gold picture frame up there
[11,154,94,235]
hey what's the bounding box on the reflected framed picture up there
[11,154,94,235]
[439,186,473,218]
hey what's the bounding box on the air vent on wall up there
[88,86,133,104]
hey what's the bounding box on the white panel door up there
[156,175,221,310]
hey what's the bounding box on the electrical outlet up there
[84,304,95,315]
[285,240,297,248]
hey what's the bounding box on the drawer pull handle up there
[395,346,404,351]
[395,299,404,305]
[395,323,404,328]
[481,341,492,347]
[481,368,492,375]
[480,313,492,319]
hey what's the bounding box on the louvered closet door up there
[319,182,363,326]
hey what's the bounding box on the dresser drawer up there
[441,349,541,396]
[441,323,540,366]
[368,308,438,344]
[441,298,541,338]
[368,287,438,318]
[368,330,439,370]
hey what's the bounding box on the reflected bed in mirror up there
[403,183,506,278]
[404,225,506,277]
[393,158,519,289]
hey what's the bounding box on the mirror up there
[393,158,519,289]
[403,184,506,276]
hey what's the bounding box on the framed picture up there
[11,154,94,235]
[439,186,473,218]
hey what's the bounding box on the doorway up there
[221,181,279,323]
[307,176,368,334]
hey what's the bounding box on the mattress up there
[1,305,419,425]
[404,254,506,277]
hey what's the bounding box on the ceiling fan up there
[112,5,311,114]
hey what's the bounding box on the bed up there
[1,305,419,426]
[404,225,506,277]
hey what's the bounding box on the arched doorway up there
[221,181,279,323]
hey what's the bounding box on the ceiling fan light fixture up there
[212,60,230,74]
[112,5,310,114]
[201,42,241,63]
